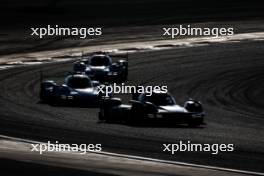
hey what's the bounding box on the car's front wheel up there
[188,118,204,127]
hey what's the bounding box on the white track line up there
[0,135,263,176]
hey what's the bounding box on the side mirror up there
[144,101,158,113]
[118,60,128,67]
[59,85,70,93]
[129,100,141,104]
[103,97,122,107]
[67,72,73,76]
[92,81,100,87]
[73,62,86,73]
[184,100,203,113]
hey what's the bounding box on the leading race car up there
[40,74,103,106]
[73,53,128,83]
[98,91,205,126]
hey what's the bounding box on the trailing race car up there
[40,74,103,106]
[98,91,205,126]
[73,53,128,83]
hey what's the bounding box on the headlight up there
[46,87,54,91]
[108,72,118,75]
[60,95,67,99]
[192,114,202,118]
[68,96,73,100]
[70,91,78,95]
[156,114,163,118]
[147,114,155,118]
[85,69,91,74]
[60,95,74,99]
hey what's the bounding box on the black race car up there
[98,92,205,126]
[73,54,128,83]
[40,74,103,106]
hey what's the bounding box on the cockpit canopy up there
[89,55,112,66]
[139,92,176,106]
[65,75,92,89]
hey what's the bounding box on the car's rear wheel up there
[98,110,105,121]
[127,105,146,125]
[188,118,204,127]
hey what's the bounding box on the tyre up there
[188,118,203,127]
[184,100,203,113]
[40,81,57,103]
[98,110,105,121]
[127,103,145,125]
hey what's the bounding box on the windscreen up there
[143,93,176,106]
[90,56,111,66]
[67,77,92,89]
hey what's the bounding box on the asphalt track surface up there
[0,40,264,173]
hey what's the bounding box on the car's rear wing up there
[40,70,43,83]
[131,85,143,100]
[80,51,128,62]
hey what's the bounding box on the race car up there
[73,53,128,83]
[40,74,103,106]
[98,91,205,126]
